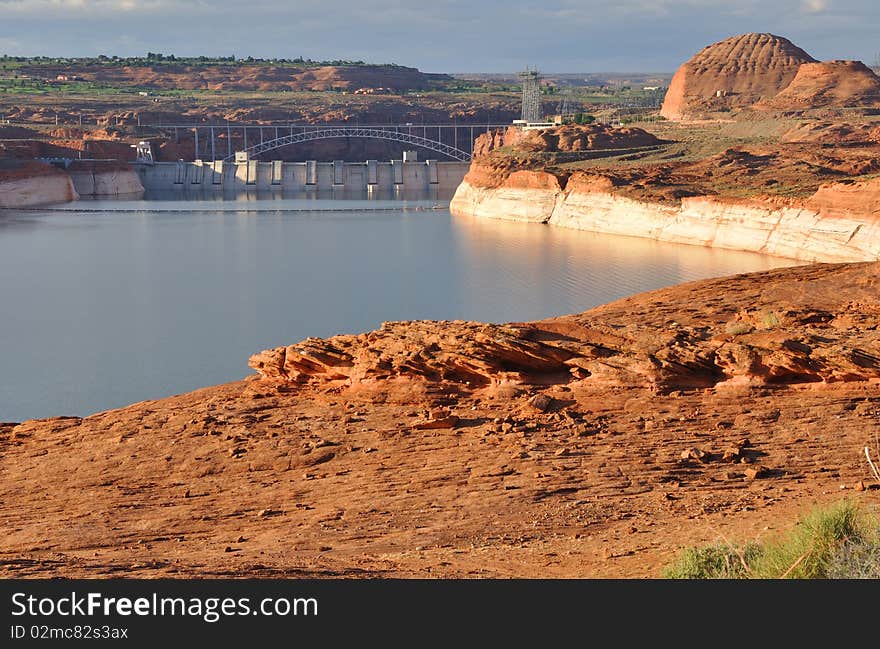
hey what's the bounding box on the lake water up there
[0,191,798,422]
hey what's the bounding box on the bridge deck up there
[137,123,513,162]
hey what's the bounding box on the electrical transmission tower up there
[556,86,575,118]
[519,67,542,122]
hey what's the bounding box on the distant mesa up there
[660,32,880,120]
[16,62,447,93]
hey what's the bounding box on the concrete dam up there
[134,158,470,192]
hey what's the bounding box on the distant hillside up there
[6,57,451,93]
[452,72,673,88]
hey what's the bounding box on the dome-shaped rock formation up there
[661,33,816,120]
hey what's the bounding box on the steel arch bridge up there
[222,126,473,162]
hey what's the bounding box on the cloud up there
[0,0,876,71]
[0,37,23,52]
[801,0,828,12]
[0,0,185,12]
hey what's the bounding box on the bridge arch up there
[223,126,473,162]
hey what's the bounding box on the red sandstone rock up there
[471,124,663,159]
[756,60,880,111]
[250,264,880,393]
[0,159,67,183]
[661,33,816,120]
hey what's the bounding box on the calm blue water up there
[0,191,797,421]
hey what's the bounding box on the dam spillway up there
[133,159,471,192]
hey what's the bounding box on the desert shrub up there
[750,501,875,579]
[662,542,760,579]
[664,501,879,579]
[825,539,880,579]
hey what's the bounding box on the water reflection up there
[140,187,455,203]
[449,212,798,323]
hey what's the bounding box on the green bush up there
[664,501,880,579]
[572,113,595,125]
[750,501,874,578]
[662,543,761,579]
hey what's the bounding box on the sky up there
[0,0,877,73]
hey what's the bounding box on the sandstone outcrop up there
[17,63,448,93]
[473,124,665,157]
[661,33,880,119]
[0,160,78,207]
[249,320,578,388]
[250,262,880,392]
[756,60,880,111]
[661,33,815,120]
[67,160,144,197]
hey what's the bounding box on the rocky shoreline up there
[67,161,144,199]
[0,160,143,208]
[450,173,880,263]
[449,119,880,264]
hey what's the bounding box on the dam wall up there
[134,160,470,193]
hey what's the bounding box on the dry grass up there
[664,501,880,579]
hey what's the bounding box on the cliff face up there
[451,170,563,223]
[451,171,880,263]
[67,161,144,197]
[0,159,142,207]
[0,160,78,208]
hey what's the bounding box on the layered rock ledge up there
[250,262,880,393]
